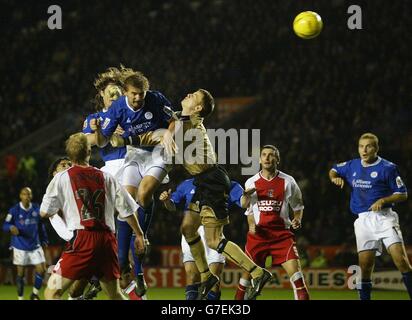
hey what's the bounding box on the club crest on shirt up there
[396,176,404,188]
[145,112,153,120]
[352,172,357,177]
[32,211,38,217]
[370,171,378,178]
[267,189,274,198]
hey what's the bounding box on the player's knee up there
[205,237,221,251]
[181,223,197,238]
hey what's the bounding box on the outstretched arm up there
[329,169,345,189]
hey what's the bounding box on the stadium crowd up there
[1,0,411,268]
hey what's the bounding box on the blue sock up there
[129,208,147,277]
[16,275,24,297]
[358,280,372,300]
[402,271,412,300]
[117,219,133,273]
[207,290,221,300]
[186,284,200,300]
[143,202,154,235]
[131,234,143,276]
[34,273,43,291]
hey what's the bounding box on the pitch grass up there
[0,285,409,300]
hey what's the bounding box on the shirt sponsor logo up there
[145,112,153,120]
[352,179,372,189]
[258,200,282,212]
[396,176,404,188]
[102,118,111,130]
[370,171,378,178]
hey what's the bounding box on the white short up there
[354,208,404,256]
[181,226,225,265]
[13,247,45,266]
[49,214,73,241]
[101,158,125,177]
[116,146,170,188]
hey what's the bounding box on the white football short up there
[116,146,170,188]
[354,208,404,256]
[13,247,46,266]
[181,226,225,265]
[101,158,125,177]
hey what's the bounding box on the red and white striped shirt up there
[40,165,137,235]
[245,170,304,231]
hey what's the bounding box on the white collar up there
[125,96,143,113]
[259,170,279,181]
[361,156,382,167]
[19,202,32,211]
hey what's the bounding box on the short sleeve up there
[332,160,350,180]
[386,165,407,194]
[228,181,244,208]
[288,178,305,212]
[82,114,96,134]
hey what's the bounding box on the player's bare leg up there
[357,250,375,300]
[44,273,75,300]
[99,278,127,300]
[208,262,224,300]
[282,259,309,300]
[68,279,89,299]
[16,265,25,300]
[203,217,272,300]
[387,243,412,299]
[184,261,201,300]
[181,212,209,288]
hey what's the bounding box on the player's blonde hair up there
[65,133,90,164]
[120,64,150,91]
[93,67,123,111]
[359,133,379,149]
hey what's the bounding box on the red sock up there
[235,284,247,300]
[290,272,310,300]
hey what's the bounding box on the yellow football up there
[293,11,323,39]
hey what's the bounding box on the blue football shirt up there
[332,157,407,214]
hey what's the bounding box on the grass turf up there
[0,285,409,300]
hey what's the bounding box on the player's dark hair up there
[48,157,70,182]
[123,72,150,92]
[93,67,122,111]
[198,89,215,118]
[261,145,280,164]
